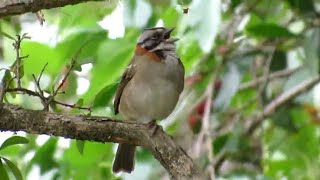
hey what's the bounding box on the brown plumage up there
[113,27,184,173]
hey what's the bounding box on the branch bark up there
[0,0,102,18]
[0,103,203,179]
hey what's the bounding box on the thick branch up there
[0,103,202,179]
[0,0,102,18]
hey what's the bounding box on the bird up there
[112,27,185,173]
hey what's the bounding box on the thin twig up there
[5,88,91,112]
[53,59,76,97]
[0,82,5,102]
[53,100,92,112]
[239,66,302,90]
[256,47,275,108]
[13,35,21,88]
[32,74,47,108]
[6,88,43,97]
[32,62,49,104]
[43,58,76,111]
[38,62,48,84]
[32,74,44,97]
[203,83,215,179]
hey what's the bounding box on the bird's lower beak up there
[166,38,179,43]
[164,27,179,43]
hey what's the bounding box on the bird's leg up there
[146,120,163,136]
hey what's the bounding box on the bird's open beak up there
[164,27,179,43]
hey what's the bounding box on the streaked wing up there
[114,59,136,115]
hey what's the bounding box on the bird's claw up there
[147,120,162,136]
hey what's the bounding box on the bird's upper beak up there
[164,27,179,43]
[164,27,174,37]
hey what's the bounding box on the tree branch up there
[0,0,103,18]
[239,67,302,91]
[0,103,203,179]
[245,76,320,136]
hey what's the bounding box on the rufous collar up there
[135,45,161,62]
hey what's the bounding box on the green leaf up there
[55,28,106,64]
[62,141,114,179]
[230,0,242,10]
[303,28,320,75]
[81,32,137,104]
[74,63,82,71]
[177,0,192,5]
[1,70,15,95]
[271,106,298,132]
[270,51,287,72]
[28,137,58,174]
[10,59,25,80]
[58,2,114,30]
[0,158,9,180]
[0,31,15,40]
[213,134,230,154]
[2,157,23,180]
[177,37,202,72]
[285,0,315,14]
[1,21,18,63]
[93,83,118,108]
[76,98,84,107]
[76,140,85,155]
[0,136,29,151]
[136,148,153,162]
[21,41,63,78]
[245,23,297,38]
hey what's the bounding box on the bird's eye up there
[151,34,159,40]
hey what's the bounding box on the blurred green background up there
[1,0,320,179]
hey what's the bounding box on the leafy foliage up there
[0,0,320,179]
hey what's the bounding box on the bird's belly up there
[120,78,180,122]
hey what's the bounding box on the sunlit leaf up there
[186,0,221,52]
[21,41,63,77]
[0,31,15,40]
[215,63,241,110]
[82,33,137,104]
[0,136,29,151]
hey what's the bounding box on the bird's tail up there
[112,143,136,173]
